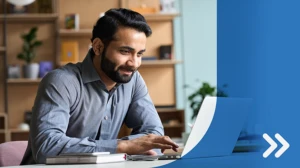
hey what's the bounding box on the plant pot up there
[23,63,39,79]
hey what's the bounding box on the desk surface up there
[15,153,260,168]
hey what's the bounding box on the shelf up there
[58,61,77,67]
[141,60,182,66]
[0,13,58,22]
[143,13,180,21]
[57,13,180,36]
[9,129,29,133]
[58,60,182,67]
[7,78,42,84]
[0,113,7,117]
[0,46,6,52]
[59,29,92,36]
[157,108,184,113]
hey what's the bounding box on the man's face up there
[100,27,146,83]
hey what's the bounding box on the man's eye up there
[137,53,143,57]
[120,50,130,54]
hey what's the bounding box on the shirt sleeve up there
[122,72,165,140]
[30,70,117,164]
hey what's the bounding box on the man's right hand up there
[117,134,179,155]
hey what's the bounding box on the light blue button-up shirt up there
[21,50,164,164]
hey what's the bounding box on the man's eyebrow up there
[138,49,146,53]
[119,46,146,52]
[119,46,134,51]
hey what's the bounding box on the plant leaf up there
[18,27,42,63]
[21,34,27,40]
[29,27,38,35]
[32,41,42,47]
[23,43,30,52]
[188,92,198,100]
[26,27,38,42]
[27,52,34,63]
[17,53,25,60]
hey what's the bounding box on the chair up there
[0,141,28,167]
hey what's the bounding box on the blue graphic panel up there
[161,0,300,167]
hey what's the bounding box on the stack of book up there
[46,152,127,165]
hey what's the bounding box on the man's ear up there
[92,38,104,56]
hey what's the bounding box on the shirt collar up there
[81,49,101,84]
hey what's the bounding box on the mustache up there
[118,65,138,72]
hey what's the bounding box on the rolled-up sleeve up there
[30,71,117,164]
[123,72,164,140]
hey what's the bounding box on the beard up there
[100,51,137,83]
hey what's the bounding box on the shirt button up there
[104,116,108,120]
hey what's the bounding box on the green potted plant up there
[17,27,43,79]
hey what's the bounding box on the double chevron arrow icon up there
[263,133,290,158]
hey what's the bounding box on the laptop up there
[128,96,252,161]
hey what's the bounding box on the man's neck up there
[92,55,116,91]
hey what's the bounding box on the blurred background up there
[0,0,216,143]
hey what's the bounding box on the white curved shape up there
[182,96,217,156]
[7,0,35,6]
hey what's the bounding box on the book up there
[65,14,80,29]
[142,56,158,61]
[60,41,79,64]
[59,152,110,156]
[46,153,127,165]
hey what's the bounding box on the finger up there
[154,136,179,148]
[144,150,157,156]
[151,143,173,149]
[161,149,165,154]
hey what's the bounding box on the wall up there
[174,0,217,132]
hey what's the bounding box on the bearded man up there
[21,8,178,164]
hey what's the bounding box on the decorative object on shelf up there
[17,27,43,79]
[7,0,35,6]
[7,65,21,78]
[18,123,30,131]
[6,0,35,13]
[39,61,53,78]
[60,41,79,64]
[37,0,52,13]
[159,45,172,60]
[65,14,80,30]
[160,0,176,13]
[123,0,160,14]
[185,82,228,120]
[23,64,39,79]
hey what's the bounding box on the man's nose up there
[127,55,139,68]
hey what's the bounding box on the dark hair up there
[91,8,152,46]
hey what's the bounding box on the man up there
[21,8,178,164]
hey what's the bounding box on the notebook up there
[46,152,127,164]
[128,96,252,161]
